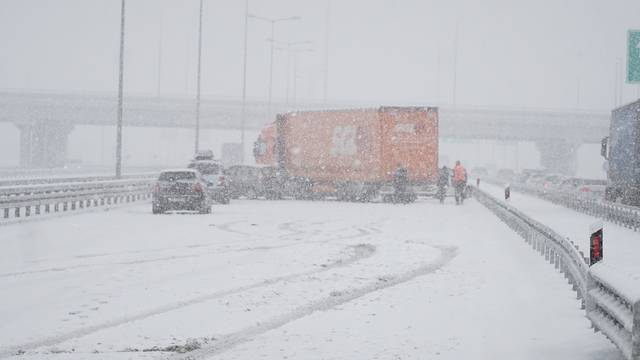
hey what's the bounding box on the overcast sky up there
[1,0,639,110]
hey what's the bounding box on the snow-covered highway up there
[0,198,623,359]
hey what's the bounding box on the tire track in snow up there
[0,242,377,359]
[170,245,458,360]
[0,219,377,279]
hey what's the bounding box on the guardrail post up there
[633,300,640,360]
[25,205,30,217]
[3,208,8,218]
[14,207,20,218]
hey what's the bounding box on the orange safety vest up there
[453,165,466,182]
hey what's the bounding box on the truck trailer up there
[254,107,439,201]
[601,99,640,205]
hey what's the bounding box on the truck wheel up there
[247,188,258,200]
[220,196,230,205]
[199,202,211,214]
[152,204,164,214]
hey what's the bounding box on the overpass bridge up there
[0,91,611,174]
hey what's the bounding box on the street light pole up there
[248,14,300,106]
[240,0,249,163]
[274,40,312,105]
[452,21,459,108]
[195,0,203,154]
[115,0,126,178]
[268,21,275,106]
[291,48,314,106]
[323,0,330,102]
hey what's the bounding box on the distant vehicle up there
[188,156,230,204]
[193,150,215,161]
[260,166,285,200]
[525,173,547,187]
[559,178,606,198]
[514,169,544,185]
[496,168,516,182]
[254,107,439,202]
[541,174,566,193]
[226,165,264,199]
[601,99,640,205]
[152,169,212,214]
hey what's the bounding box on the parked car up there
[188,157,230,204]
[541,174,566,193]
[261,166,285,200]
[525,173,547,187]
[152,169,212,214]
[496,168,516,182]
[226,165,264,199]
[559,178,606,198]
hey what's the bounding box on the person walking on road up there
[437,165,450,204]
[393,163,409,203]
[452,160,467,205]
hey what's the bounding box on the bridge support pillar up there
[17,120,74,168]
[535,140,579,176]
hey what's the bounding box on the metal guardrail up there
[0,177,154,222]
[486,179,640,232]
[0,172,157,187]
[473,186,640,360]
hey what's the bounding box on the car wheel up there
[199,204,210,214]
[247,188,258,200]
[152,203,163,214]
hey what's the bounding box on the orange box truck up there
[254,106,438,201]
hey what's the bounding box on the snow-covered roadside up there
[0,199,622,359]
[480,183,640,300]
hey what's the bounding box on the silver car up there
[152,169,212,214]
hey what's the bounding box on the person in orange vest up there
[452,160,467,205]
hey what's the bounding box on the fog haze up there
[2,0,639,108]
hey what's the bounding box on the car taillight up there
[218,176,225,186]
[580,186,590,192]
[193,182,203,192]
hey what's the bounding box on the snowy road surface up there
[0,198,623,359]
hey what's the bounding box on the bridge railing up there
[0,177,155,223]
[472,186,640,360]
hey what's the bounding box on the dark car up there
[226,165,264,199]
[152,169,212,214]
[187,159,230,204]
[261,166,285,200]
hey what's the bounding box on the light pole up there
[247,14,300,106]
[115,0,126,178]
[194,0,204,154]
[240,0,249,162]
[452,21,459,107]
[275,40,313,104]
[323,0,330,102]
[291,48,315,106]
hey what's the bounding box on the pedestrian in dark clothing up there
[393,164,408,201]
[437,166,450,203]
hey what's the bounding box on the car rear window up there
[189,162,221,175]
[158,172,196,181]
